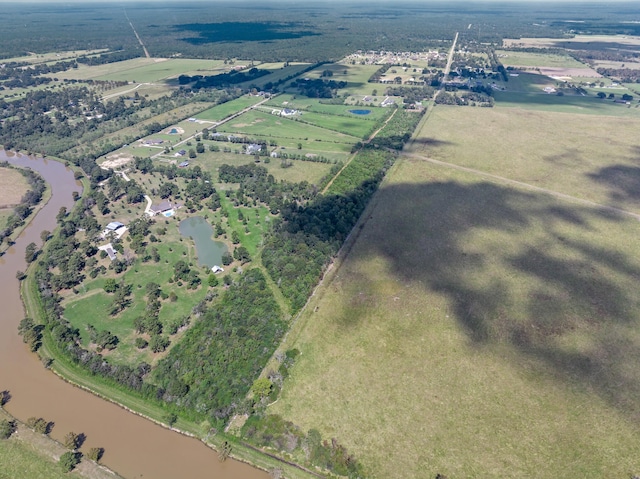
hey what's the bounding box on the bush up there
[0,419,16,439]
[135,337,148,349]
[59,451,80,472]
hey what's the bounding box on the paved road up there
[124,9,151,59]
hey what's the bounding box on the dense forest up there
[0,2,627,62]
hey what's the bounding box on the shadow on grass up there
[588,165,640,202]
[352,179,640,422]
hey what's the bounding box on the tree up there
[231,231,240,244]
[40,230,50,243]
[26,417,49,434]
[103,278,117,293]
[59,451,80,472]
[63,431,80,450]
[251,377,273,400]
[196,142,205,154]
[0,419,16,439]
[208,274,219,287]
[87,447,104,462]
[597,91,606,99]
[189,148,197,159]
[25,242,38,263]
[164,412,178,427]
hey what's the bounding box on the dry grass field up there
[0,168,28,207]
[271,106,640,478]
[405,106,640,214]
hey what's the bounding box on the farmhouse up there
[101,221,127,240]
[211,265,224,274]
[142,139,164,146]
[178,161,190,168]
[281,108,298,116]
[381,97,396,107]
[148,200,179,217]
[174,149,187,157]
[246,143,262,155]
[98,243,117,261]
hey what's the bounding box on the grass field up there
[1,49,107,66]
[496,50,587,68]
[0,436,84,479]
[271,156,640,478]
[218,109,358,143]
[195,95,264,122]
[295,62,381,95]
[62,217,215,365]
[46,58,231,83]
[406,106,640,213]
[0,167,28,207]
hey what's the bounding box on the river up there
[0,150,267,479]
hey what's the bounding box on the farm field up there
[1,49,107,65]
[195,95,265,121]
[217,109,359,144]
[406,106,640,213]
[496,50,587,68]
[271,156,640,479]
[237,62,312,89]
[503,34,640,51]
[291,63,381,95]
[46,58,231,83]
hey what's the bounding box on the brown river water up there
[0,150,267,479]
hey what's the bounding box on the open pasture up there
[195,95,264,122]
[408,106,640,213]
[0,167,28,207]
[294,111,376,139]
[237,62,312,89]
[496,50,587,69]
[272,157,640,479]
[503,35,640,51]
[265,94,391,121]
[494,90,640,115]
[294,63,381,95]
[216,109,358,143]
[1,48,107,65]
[62,235,209,366]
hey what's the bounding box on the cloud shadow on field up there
[350,179,640,422]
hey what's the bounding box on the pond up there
[349,109,371,115]
[179,216,227,268]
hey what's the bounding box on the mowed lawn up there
[271,159,640,478]
[405,106,640,214]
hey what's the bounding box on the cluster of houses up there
[346,50,444,65]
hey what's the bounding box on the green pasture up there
[291,111,374,138]
[494,90,640,115]
[218,195,270,256]
[272,158,640,479]
[94,59,229,83]
[496,50,587,68]
[62,236,210,365]
[190,149,336,184]
[1,49,107,65]
[264,94,391,121]
[0,437,84,479]
[195,95,264,121]
[217,109,358,143]
[297,62,380,95]
[407,106,640,213]
[237,63,312,89]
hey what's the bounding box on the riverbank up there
[0,153,52,257]
[0,407,122,479]
[11,152,315,479]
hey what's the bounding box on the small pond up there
[168,128,179,134]
[349,109,371,115]
[179,216,227,268]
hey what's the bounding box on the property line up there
[401,152,640,221]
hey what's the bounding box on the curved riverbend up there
[0,150,267,479]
